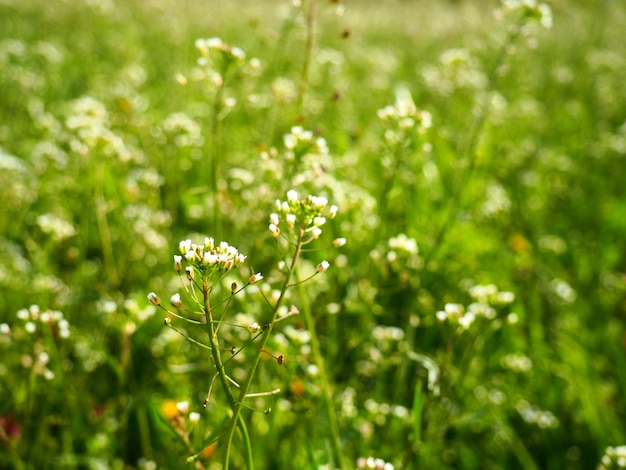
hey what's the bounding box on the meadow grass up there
[1,0,626,468]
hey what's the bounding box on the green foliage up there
[1,0,626,469]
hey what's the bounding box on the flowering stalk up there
[222,228,305,469]
[222,191,342,469]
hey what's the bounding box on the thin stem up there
[210,81,225,238]
[295,267,349,469]
[297,0,319,118]
[202,279,236,409]
[222,228,306,469]
[94,161,118,286]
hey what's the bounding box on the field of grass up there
[1,0,626,468]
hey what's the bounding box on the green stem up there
[202,279,236,408]
[222,229,306,469]
[297,0,319,118]
[295,268,348,469]
[210,81,225,238]
[94,161,119,286]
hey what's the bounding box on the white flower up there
[333,238,347,247]
[269,223,280,237]
[170,293,182,308]
[147,292,161,306]
[249,273,263,285]
[176,401,189,414]
[316,260,330,273]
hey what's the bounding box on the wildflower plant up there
[147,189,345,468]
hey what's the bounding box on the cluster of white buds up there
[177,237,246,274]
[436,284,515,330]
[15,304,71,339]
[500,0,553,30]
[377,87,432,141]
[282,126,329,161]
[195,37,246,63]
[193,37,246,86]
[270,190,338,239]
[356,456,395,470]
[599,445,626,469]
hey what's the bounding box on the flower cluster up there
[269,190,337,240]
[436,284,515,329]
[14,304,71,339]
[501,352,533,373]
[515,399,559,429]
[377,87,432,145]
[283,126,329,162]
[599,445,626,469]
[356,456,395,470]
[176,238,246,276]
[65,96,132,161]
[501,0,553,30]
[0,305,71,382]
[259,126,332,187]
[193,37,246,85]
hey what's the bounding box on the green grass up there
[1,0,626,469]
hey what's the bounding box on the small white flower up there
[185,266,195,280]
[189,412,201,423]
[147,292,161,306]
[269,223,280,237]
[170,293,182,308]
[333,238,347,247]
[287,189,299,201]
[179,239,192,253]
[176,401,189,414]
[249,273,263,285]
[316,260,330,273]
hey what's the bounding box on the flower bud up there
[170,293,182,308]
[269,223,280,237]
[316,260,330,273]
[176,401,190,415]
[249,273,263,285]
[333,237,347,247]
[147,292,161,306]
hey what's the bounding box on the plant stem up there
[297,0,319,118]
[295,268,348,469]
[210,81,225,238]
[222,229,305,469]
[94,161,118,287]
[203,278,236,409]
